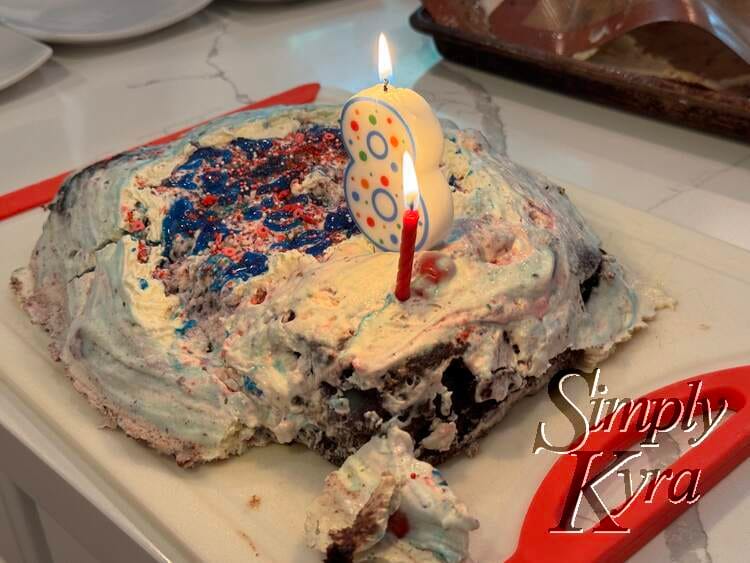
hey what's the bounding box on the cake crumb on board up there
[247,494,262,510]
[465,441,480,458]
[236,530,259,557]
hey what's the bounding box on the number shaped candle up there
[340,34,453,252]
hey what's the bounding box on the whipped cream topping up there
[14,105,671,464]
[305,427,479,562]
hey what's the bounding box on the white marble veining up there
[0,0,748,562]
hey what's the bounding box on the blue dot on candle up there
[366,131,388,160]
[390,162,398,172]
[390,233,398,245]
[372,188,398,222]
[352,191,360,202]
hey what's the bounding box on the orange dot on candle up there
[367,217,375,227]
[380,175,389,187]
[350,120,359,131]
[361,178,370,189]
[390,136,398,148]
[387,117,393,124]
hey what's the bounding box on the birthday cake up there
[12,104,667,467]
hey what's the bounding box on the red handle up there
[508,366,750,563]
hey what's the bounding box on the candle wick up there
[383,78,389,92]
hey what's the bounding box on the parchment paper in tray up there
[421,0,750,64]
[412,4,750,141]
[421,0,750,94]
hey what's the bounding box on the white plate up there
[0,25,51,91]
[0,0,213,44]
[0,187,749,561]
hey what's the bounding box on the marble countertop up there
[0,0,747,561]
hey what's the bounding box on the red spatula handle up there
[509,366,750,563]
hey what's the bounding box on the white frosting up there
[15,105,671,465]
[421,421,457,452]
[119,237,181,346]
[305,427,479,562]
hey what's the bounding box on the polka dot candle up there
[340,36,453,252]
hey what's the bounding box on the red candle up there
[395,208,419,301]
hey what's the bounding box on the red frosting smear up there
[387,510,410,539]
[136,240,149,263]
[201,194,218,207]
[417,252,456,285]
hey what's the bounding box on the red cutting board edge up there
[0,83,321,220]
[509,366,750,563]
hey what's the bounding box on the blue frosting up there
[158,124,358,292]
[243,206,263,221]
[162,198,199,257]
[232,137,273,159]
[324,207,357,234]
[256,175,291,195]
[175,319,197,336]
[205,252,269,291]
[242,376,263,396]
[264,210,301,232]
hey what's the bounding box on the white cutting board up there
[0,187,749,562]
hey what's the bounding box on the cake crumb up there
[699,323,711,331]
[247,494,262,510]
[236,530,259,557]
[464,442,481,458]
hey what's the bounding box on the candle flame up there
[402,151,420,210]
[378,33,392,83]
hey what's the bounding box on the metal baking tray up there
[410,7,750,143]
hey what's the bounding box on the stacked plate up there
[0,0,213,91]
[0,25,51,91]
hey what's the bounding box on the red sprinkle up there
[201,195,218,207]
[250,287,267,305]
[458,328,472,342]
[410,472,417,479]
[419,255,444,284]
[136,240,149,263]
[387,511,410,539]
